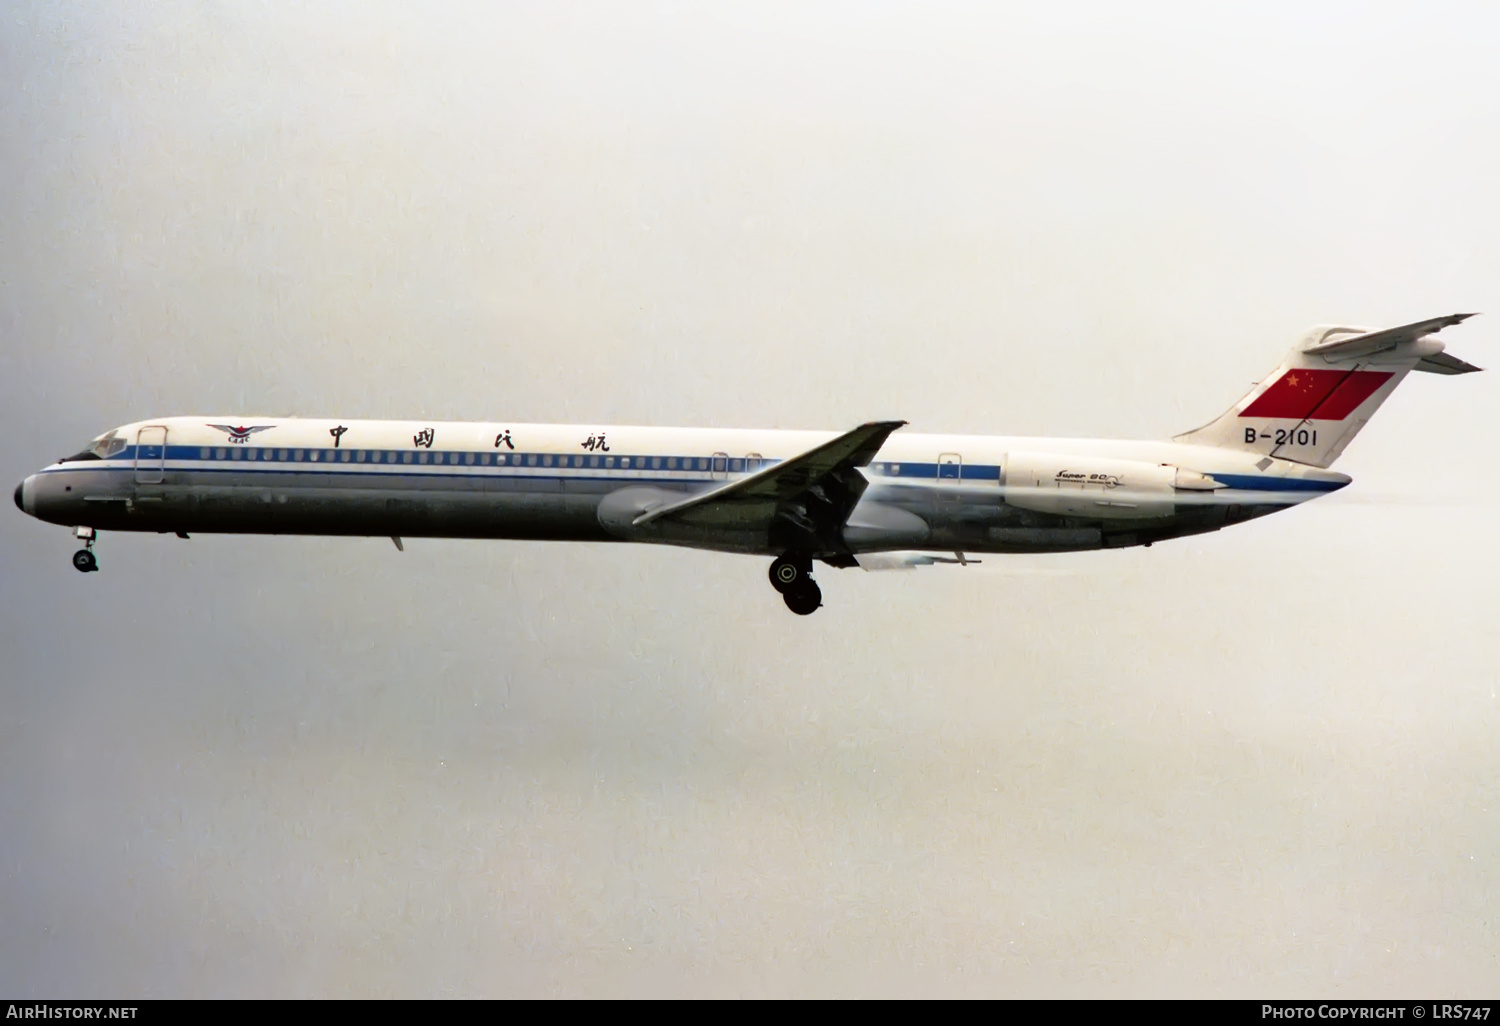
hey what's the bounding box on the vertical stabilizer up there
[1174,314,1479,468]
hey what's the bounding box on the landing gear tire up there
[783,580,821,616]
[769,556,807,593]
[72,549,97,573]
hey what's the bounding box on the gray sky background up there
[2,0,1497,997]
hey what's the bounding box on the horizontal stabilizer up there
[1304,313,1477,359]
[1415,351,1483,375]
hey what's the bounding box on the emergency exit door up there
[936,452,962,502]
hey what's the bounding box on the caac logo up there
[208,424,275,444]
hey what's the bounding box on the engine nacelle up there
[1003,452,1215,520]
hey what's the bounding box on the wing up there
[856,551,980,571]
[633,420,907,550]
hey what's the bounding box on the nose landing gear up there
[769,554,821,615]
[72,526,98,573]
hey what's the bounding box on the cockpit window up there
[59,431,127,463]
[90,433,128,458]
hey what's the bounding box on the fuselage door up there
[134,426,167,485]
[711,452,729,480]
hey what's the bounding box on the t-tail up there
[1174,314,1481,468]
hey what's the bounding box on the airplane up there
[13,315,1480,614]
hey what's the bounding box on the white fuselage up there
[16,416,1350,560]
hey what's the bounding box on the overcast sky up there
[2,0,1497,997]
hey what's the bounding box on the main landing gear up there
[769,554,821,615]
[72,526,98,573]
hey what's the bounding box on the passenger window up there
[295,450,304,461]
[309,450,320,462]
[341,450,351,462]
[198,447,209,459]
[496,454,506,466]
[667,457,676,469]
[527,454,537,466]
[418,452,429,464]
[730,458,742,472]
[891,464,900,475]
[573,455,583,468]
[279,449,288,461]
[591,455,600,468]
[232,448,243,460]
[356,450,366,463]
[543,454,553,467]
[481,453,491,465]
[402,452,412,464]
[619,457,629,469]
[698,458,707,471]
[465,452,475,465]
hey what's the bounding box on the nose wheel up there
[769,554,821,615]
[72,526,98,573]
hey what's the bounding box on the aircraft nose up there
[14,476,35,516]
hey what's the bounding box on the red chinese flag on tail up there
[1240,369,1393,420]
